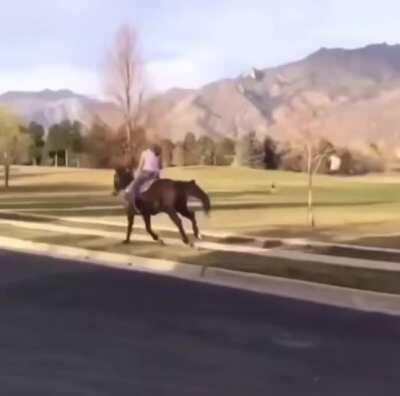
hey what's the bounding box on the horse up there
[113,167,211,246]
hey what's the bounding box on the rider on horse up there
[124,143,162,213]
[114,149,210,246]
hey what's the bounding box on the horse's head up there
[113,166,134,195]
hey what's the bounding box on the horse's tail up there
[187,180,211,215]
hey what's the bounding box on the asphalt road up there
[0,249,399,396]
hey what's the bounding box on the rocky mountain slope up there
[0,89,117,129]
[2,43,400,158]
[144,43,400,157]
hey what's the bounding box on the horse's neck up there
[121,172,133,189]
[184,183,197,196]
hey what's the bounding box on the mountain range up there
[0,89,117,130]
[144,43,400,158]
[2,43,400,157]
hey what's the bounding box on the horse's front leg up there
[143,213,163,244]
[123,206,135,244]
[180,209,201,239]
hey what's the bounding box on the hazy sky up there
[1,0,400,95]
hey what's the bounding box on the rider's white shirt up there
[141,149,160,173]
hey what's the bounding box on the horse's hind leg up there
[179,209,201,239]
[123,206,135,244]
[167,210,190,245]
[143,213,162,244]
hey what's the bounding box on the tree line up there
[83,122,277,170]
[0,103,384,175]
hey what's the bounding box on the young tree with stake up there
[282,97,333,227]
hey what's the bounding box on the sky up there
[1,0,400,96]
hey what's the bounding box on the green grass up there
[3,165,400,293]
[2,165,400,245]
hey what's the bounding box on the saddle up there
[138,178,157,195]
[123,178,157,209]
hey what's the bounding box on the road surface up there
[0,249,399,395]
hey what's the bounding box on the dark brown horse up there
[113,167,211,246]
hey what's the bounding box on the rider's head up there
[150,143,162,157]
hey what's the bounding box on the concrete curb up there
[2,217,400,273]
[1,235,400,316]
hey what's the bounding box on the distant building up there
[328,154,342,173]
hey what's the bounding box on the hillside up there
[144,43,400,157]
[2,44,400,158]
[0,89,119,129]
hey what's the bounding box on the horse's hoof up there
[189,242,200,250]
[157,239,166,246]
[122,240,131,245]
[197,233,203,240]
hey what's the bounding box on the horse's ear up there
[190,179,196,184]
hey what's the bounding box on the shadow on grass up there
[4,199,393,212]
[209,190,274,199]
[297,244,400,263]
[0,172,58,181]
[0,183,109,194]
[188,249,400,295]
[0,200,119,210]
[0,212,61,224]
[245,221,396,241]
[20,208,125,218]
[46,200,385,217]
[349,235,400,249]
[211,200,396,211]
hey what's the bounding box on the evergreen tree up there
[183,132,200,165]
[172,143,185,167]
[215,137,235,165]
[197,136,216,165]
[25,122,45,165]
[160,138,174,167]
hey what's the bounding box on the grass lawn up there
[1,165,400,245]
[1,165,400,292]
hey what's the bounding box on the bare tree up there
[304,134,333,227]
[105,24,144,160]
[282,97,333,227]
